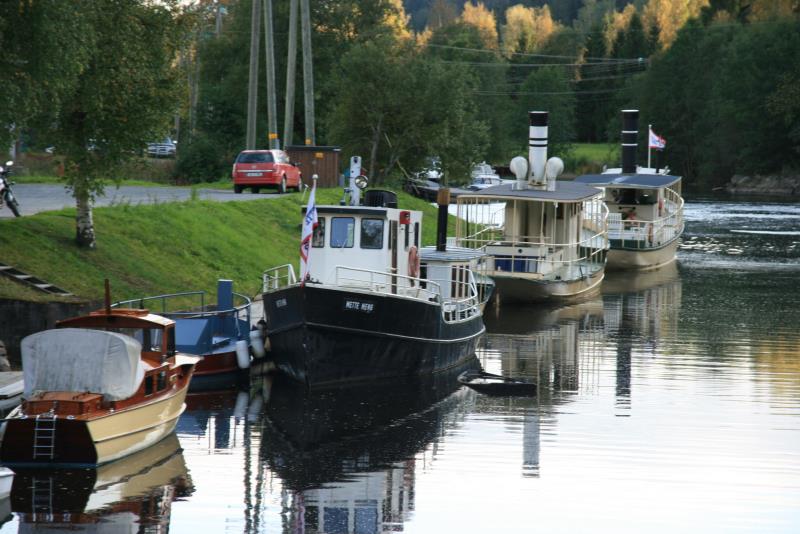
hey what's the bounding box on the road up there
[0,183,284,218]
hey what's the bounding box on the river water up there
[1,197,799,533]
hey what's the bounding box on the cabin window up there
[145,375,154,396]
[360,218,384,249]
[330,217,355,248]
[157,370,167,391]
[451,264,468,298]
[167,327,175,356]
[414,222,419,248]
[106,327,162,352]
[312,217,326,248]
[404,223,410,249]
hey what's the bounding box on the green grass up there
[0,189,453,302]
[565,143,620,175]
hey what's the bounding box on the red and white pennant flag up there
[649,127,666,150]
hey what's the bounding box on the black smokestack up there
[436,188,450,252]
[621,110,639,174]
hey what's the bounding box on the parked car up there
[147,138,177,158]
[231,149,302,194]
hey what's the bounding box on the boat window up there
[414,222,419,248]
[404,223,410,249]
[104,327,162,352]
[360,218,384,249]
[312,217,326,248]
[157,370,167,391]
[330,217,355,248]
[619,189,636,204]
[166,327,175,356]
[144,375,154,396]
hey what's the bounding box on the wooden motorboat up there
[114,279,260,391]
[458,369,537,397]
[0,284,199,467]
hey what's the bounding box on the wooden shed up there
[285,145,342,188]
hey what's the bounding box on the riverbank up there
[0,188,452,302]
[724,174,800,196]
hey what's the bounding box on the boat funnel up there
[436,188,450,252]
[621,109,639,174]
[528,111,548,186]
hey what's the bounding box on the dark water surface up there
[2,198,799,533]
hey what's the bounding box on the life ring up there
[408,245,420,279]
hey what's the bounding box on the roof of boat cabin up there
[302,205,392,216]
[420,246,488,262]
[574,173,682,188]
[457,181,601,202]
[57,309,174,329]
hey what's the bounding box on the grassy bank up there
[0,189,452,302]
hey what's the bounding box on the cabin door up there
[390,220,398,294]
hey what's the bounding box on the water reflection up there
[8,433,191,531]
[259,364,475,533]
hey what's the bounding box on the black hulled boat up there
[261,183,485,388]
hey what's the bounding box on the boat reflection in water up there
[601,262,682,409]
[476,263,681,475]
[8,433,192,531]
[258,361,477,533]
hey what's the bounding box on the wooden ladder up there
[33,413,57,460]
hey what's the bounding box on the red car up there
[232,149,302,194]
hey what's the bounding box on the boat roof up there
[420,246,487,262]
[457,181,601,202]
[574,173,682,189]
[57,308,174,329]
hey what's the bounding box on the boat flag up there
[648,127,666,150]
[300,176,318,284]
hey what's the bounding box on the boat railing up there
[262,264,298,292]
[607,188,684,249]
[457,198,608,280]
[334,266,481,323]
[334,266,442,302]
[112,290,252,340]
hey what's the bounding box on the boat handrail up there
[112,290,252,317]
[424,266,481,324]
[606,188,684,248]
[262,264,298,292]
[334,266,442,302]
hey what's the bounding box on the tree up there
[44,1,186,248]
[501,4,560,56]
[515,67,576,158]
[0,2,93,152]
[461,1,499,50]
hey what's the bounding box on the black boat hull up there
[262,284,485,387]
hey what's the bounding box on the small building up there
[285,145,342,188]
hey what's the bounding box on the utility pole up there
[215,1,222,37]
[300,0,315,145]
[283,0,298,148]
[246,0,261,150]
[262,0,279,149]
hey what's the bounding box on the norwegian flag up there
[300,181,318,283]
[649,127,666,150]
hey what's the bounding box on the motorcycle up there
[0,160,21,217]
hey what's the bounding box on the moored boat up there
[113,280,260,391]
[455,111,609,303]
[0,284,199,467]
[574,110,684,270]
[260,176,485,388]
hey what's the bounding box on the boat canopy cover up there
[458,181,600,202]
[420,246,487,263]
[574,173,681,189]
[21,328,145,401]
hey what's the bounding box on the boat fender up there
[408,245,420,279]
[236,340,251,369]
[233,390,249,419]
[249,329,267,359]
